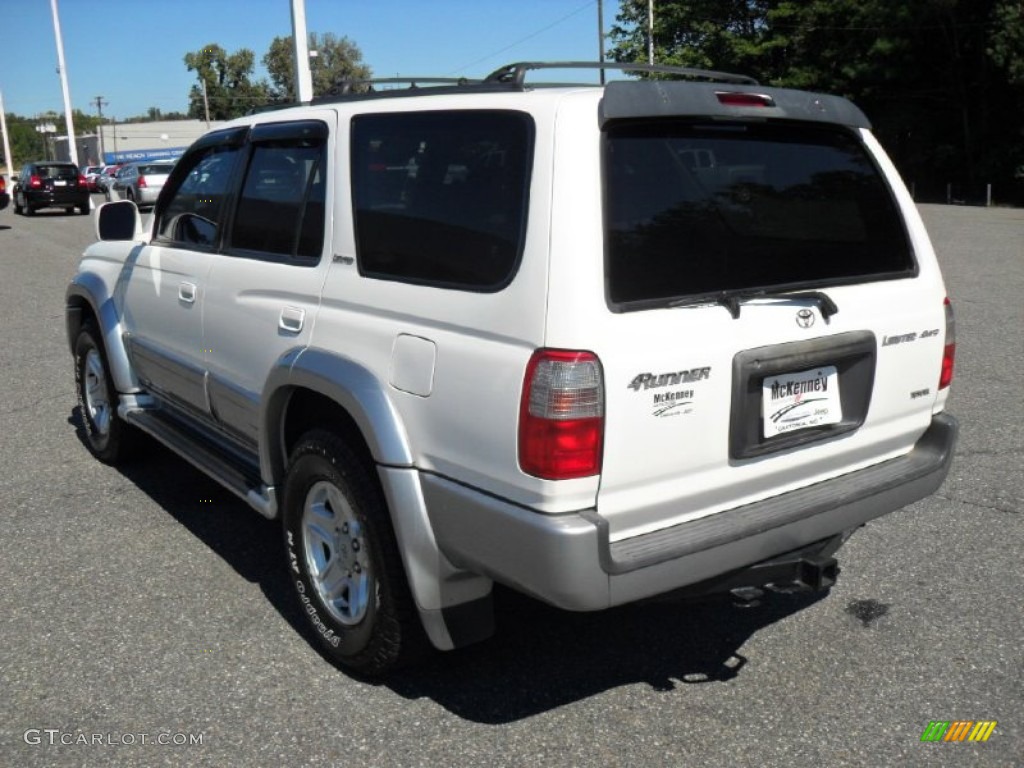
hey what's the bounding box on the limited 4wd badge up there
[762,366,842,437]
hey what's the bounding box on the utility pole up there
[598,0,605,85]
[93,95,108,163]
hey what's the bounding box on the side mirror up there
[95,200,145,241]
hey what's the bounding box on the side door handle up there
[178,281,197,304]
[279,306,305,334]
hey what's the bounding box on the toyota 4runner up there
[66,62,958,674]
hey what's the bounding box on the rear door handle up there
[279,306,305,333]
[178,282,197,304]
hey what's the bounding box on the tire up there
[78,203,90,215]
[13,194,22,215]
[74,323,137,464]
[24,204,34,216]
[282,430,426,675]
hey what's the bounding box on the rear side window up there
[604,121,915,307]
[351,110,533,290]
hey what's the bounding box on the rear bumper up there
[137,188,160,205]
[423,413,957,611]
[24,189,89,208]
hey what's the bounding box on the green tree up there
[263,32,371,100]
[608,0,1024,200]
[184,43,271,120]
[608,0,768,74]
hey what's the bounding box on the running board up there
[123,408,278,519]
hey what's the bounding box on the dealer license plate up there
[762,365,842,438]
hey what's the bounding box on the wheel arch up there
[65,278,140,393]
[260,348,414,488]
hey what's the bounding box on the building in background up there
[52,120,222,166]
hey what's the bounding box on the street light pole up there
[36,122,57,161]
[291,0,314,102]
[648,0,655,66]
[0,91,14,176]
[50,0,79,166]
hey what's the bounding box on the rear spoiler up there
[599,81,871,130]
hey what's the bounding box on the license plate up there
[762,365,841,438]
[54,180,67,186]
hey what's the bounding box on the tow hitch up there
[667,534,847,602]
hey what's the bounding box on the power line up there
[447,1,597,75]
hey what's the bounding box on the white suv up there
[66,62,957,674]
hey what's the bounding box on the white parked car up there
[66,62,957,675]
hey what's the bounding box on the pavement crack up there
[936,493,1019,514]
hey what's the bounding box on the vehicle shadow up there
[69,407,827,723]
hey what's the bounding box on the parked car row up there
[1,159,178,218]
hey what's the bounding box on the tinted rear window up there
[351,110,533,290]
[36,164,78,180]
[139,164,173,175]
[604,121,914,307]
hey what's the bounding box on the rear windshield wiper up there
[670,289,839,321]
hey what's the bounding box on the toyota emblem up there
[796,309,816,328]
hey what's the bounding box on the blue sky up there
[2,0,623,120]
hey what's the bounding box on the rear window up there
[604,121,915,307]
[351,110,533,291]
[139,164,173,175]
[36,164,78,180]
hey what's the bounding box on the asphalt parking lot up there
[0,202,1021,767]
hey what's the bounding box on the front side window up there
[228,139,325,260]
[351,110,533,290]
[604,121,915,308]
[157,143,244,249]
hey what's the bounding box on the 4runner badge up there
[628,367,711,391]
[796,309,815,328]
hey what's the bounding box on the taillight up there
[0,177,5,193]
[29,175,42,188]
[519,349,604,480]
[137,175,147,188]
[77,174,87,187]
[939,297,956,389]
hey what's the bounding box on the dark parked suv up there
[12,162,90,215]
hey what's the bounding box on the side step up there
[124,408,278,519]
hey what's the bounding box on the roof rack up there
[483,61,759,86]
[311,76,482,104]
[298,60,758,107]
